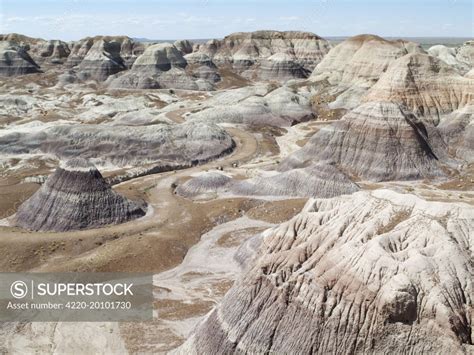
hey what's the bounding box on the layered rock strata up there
[188,86,314,126]
[15,158,146,232]
[280,101,445,181]
[364,53,474,124]
[108,43,215,90]
[194,30,331,80]
[66,36,144,79]
[310,34,423,109]
[178,189,474,354]
[177,163,359,199]
[0,121,235,167]
[0,41,41,76]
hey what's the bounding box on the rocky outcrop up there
[56,70,78,86]
[280,101,446,181]
[0,33,70,65]
[179,189,474,354]
[184,52,215,67]
[107,43,216,90]
[0,33,41,45]
[29,40,70,65]
[66,36,144,79]
[364,53,474,124]
[174,39,193,55]
[188,85,314,126]
[456,40,474,70]
[76,39,128,81]
[176,172,234,198]
[259,52,309,80]
[177,163,359,199]
[194,31,330,80]
[428,44,471,74]
[438,105,474,163]
[66,37,95,67]
[237,164,359,198]
[0,41,41,76]
[310,34,423,109]
[132,42,187,70]
[0,121,234,168]
[15,158,146,232]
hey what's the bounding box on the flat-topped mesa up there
[280,101,446,181]
[195,30,331,80]
[310,34,423,109]
[0,41,41,76]
[178,190,474,354]
[364,52,474,124]
[14,158,146,232]
[108,42,217,90]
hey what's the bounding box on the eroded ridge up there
[179,190,473,354]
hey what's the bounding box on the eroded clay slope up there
[178,190,474,354]
[15,158,146,232]
[0,41,41,76]
[194,30,331,81]
[364,52,474,124]
[280,101,446,181]
[0,121,235,168]
[310,34,423,109]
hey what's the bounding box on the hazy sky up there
[0,0,472,41]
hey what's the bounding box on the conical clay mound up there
[280,101,445,181]
[15,158,146,232]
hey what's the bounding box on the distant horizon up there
[1,32,472,43]
[1,0,472,41]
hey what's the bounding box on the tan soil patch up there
[154,299,215,321]
[246,199,307,224]
[217,227,267,248]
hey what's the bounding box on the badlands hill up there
[280,101,446,181]
[0,41,41,76]
[428,40,474,74]
[0,121,235,168]
[364,52,474,124]
[0,30,473,354]
[107,42,218,90]
[0,33,70,65]
[179,190,474,354]
[281,38,474,182]
[176,162,359,199]
[194,30,331,80]
[310,34,424,109]
[15,158,146,232]
[0,31,330,87]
